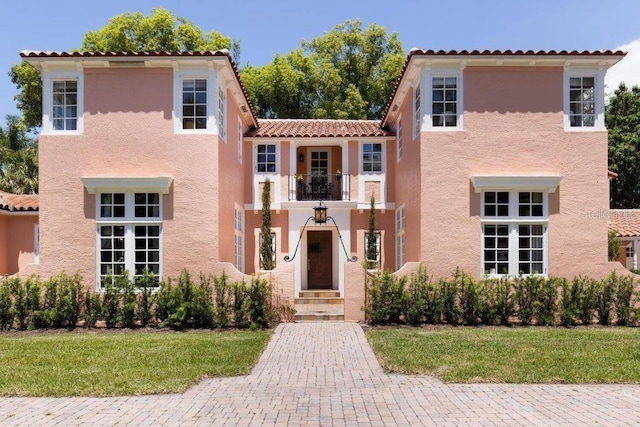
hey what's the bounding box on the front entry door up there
[307,230,333,289]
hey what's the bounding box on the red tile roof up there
[0,191,39,212]
[381,49,627,125]
[246,119,392,138]
[609,210,640,237]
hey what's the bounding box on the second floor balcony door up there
[310,149,330,177]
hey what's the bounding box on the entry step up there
[298,290,340,298]
[295,313,345,322]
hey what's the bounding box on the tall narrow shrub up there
[614,273,635,326]
[366,195,378,269]
[260,178,274,270]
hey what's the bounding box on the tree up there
[259,179,274,270]
[0,116,38,194]
[9,7,239,131]
[241,19,405,119]
[608,230,621,261]
[607,83,640,208]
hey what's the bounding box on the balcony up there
[288,174,350,201]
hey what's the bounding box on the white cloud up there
[605,39,640,95]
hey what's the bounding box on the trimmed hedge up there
[365,266,639,326]
[0,269,294,331]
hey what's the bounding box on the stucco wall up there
[0,215,8,274]
[416,66,613,279]
[36,67,222,286]
[1,214,37,275]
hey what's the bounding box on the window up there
[481,190,548,276]
[414,84,421,138]
[97,192,162,287]
[626,246,634,257]
[568,77,595,127]
[182,79,207,130]
[234,207,244,272]
[34,224,40,264]
[395,205,405,270]
[237,120,243,164]
[256,144,276,173]
[362,143,383,172]
[396,116,403,162]
[432,76,458,127]
[42,70,83,134]
[218,87,226,140]
[563,69,605,131]
[52,80,78,131]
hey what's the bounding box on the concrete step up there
[295,313,345,322]
[294,303,344,315]
[298,290,340,298]
[294,297,343,304]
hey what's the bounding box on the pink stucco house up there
[2,48,628,321]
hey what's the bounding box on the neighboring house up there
[609,209,640,270]
[0,191,38,275]
[5,48,628,321]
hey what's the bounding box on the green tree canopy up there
[9,7,239,131]
[241,20,405,119]
[607,83,640,208]
[0,115,38,194]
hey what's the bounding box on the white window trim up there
[480,190,549,277]
[253,142,280,208]
[218,83,227,142]
[396,115,403,162]
[95,192,163,289]
[237,119,243,164]
[358,141,386,205]
[422,67,464,131]
[395,204,406,270]
[173,67,217,135]
[234,204,244,272]
[42,69,84,135]
[413,84,421,140]
[563,67,606,131]
[34,224,40,264]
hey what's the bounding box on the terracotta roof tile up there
[381,49,627,124]
[609,210,640,237]
[0,191,39,212]
[246,119,392,138]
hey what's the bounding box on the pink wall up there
[218,88,246,267]
[1,215,37,275]
[392,92,420,266]
[415,66,612,278]
[0,215,7,274]
[36,68,223,285]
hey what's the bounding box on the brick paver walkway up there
[1,323,639,426]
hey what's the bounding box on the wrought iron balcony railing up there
[288,174,350,201]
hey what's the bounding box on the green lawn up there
[366,326,640,383]
[0,330,270,397]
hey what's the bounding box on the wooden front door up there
[307,230,333,289]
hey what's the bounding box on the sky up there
[1,0,640,122]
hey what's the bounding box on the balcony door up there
[308,149,330,177]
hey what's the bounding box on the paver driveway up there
[1,322,639,426]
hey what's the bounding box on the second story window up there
[432,76,457,127]
[396,116,403,162]
[362,143,383,173]
[414,84,421,138]
[569,77,595,127]
[182,79,207,130]
[256,144,276,173]
[52,80,78,131]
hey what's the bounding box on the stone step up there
[294,303,344,315]
[294,297,343,304]
[298,290,340,298]
[295,313,345,322]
